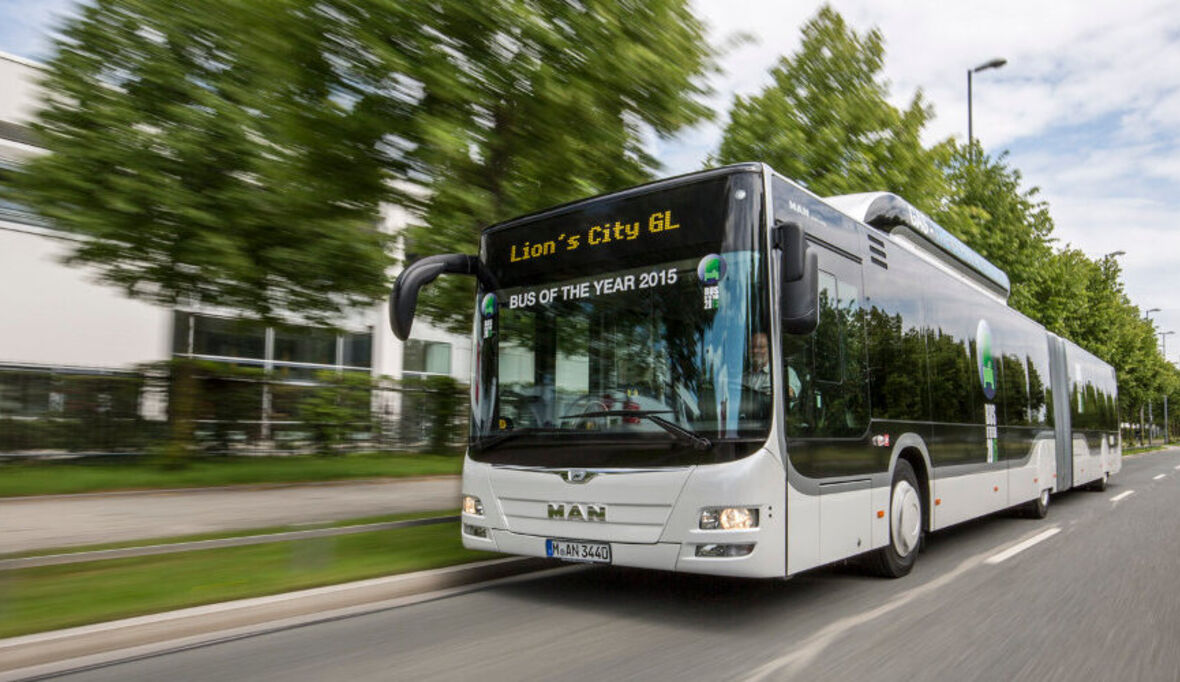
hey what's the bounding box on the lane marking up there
[1154,474,1166,481]
[1110,490,1134,502]
[985,527,1061,565]
[744,526,1061,681]
[1174,465,1180,470]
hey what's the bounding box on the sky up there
[2,0,1179,353]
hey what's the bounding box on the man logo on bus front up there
[560,470,596,483]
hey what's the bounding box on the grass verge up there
[0,452,462,498]
[0,520,496,638]
[1123,443,1171,455]
[0,509,458,560]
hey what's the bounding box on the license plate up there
[545,538,612,564]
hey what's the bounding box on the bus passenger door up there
[783,246,874,566]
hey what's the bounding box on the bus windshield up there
[471,170,771,467]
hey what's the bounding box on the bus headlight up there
[699,507,759,530]
[462,495,484,516]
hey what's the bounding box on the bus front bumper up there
[462,526,782,578]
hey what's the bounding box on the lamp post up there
[968,58,1007,155]
[1142,309,1161,444]
[1161,331,1174,444]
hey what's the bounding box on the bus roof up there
[824,191,1012,299]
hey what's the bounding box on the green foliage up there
[716,5,948,210]
[400,375,465,453]
[933,144,1055,316]
[5,0,395,325]
[399,0,717,332]
[298,371,376,456]
[720,4,1180,429]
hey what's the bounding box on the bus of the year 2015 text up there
[389,163,1120,578]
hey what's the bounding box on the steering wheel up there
[561,393,613,431]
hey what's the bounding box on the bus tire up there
[867,459,922,578]
[1023,488,1050,519]
[1088,472,1109,492]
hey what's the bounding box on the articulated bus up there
[389,163,1120,578]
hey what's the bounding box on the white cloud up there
[671,0,1180,352]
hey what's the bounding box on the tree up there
[5,0,399,325]
[397,0,717,331]
[715,5,1176,436]
[715,5,948,211]
[933,143,1056,317]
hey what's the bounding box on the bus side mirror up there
[389,254,485,340]
[775,221,818,335]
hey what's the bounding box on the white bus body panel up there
[785,478,890,575]
[932,469,1007,530]
[1007,435,1057,505]
[460,448,788,578]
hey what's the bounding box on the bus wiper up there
[475,428,558,453]
[560,410,713,451]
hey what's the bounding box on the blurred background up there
[0,0,1178,657]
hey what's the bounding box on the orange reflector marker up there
[993,486,999,492]
[1034,477,1038,483]
[877,510,885,518]
[935,498,942,506]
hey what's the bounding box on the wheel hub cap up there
[892,480,921,556]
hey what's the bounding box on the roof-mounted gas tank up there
[825,192,1011,301]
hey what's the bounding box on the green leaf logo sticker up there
[697,254,726,284]
[976,319,996,401]
[481,293,497,319]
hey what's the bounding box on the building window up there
[403,340,451,377]
[274,325,337,366]
[172,313,373,374]
[343,332,373,369]
[190,314,267,360]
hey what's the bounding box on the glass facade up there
[173,312,372,372]
[403,339,452,377]
[172,312,374,436]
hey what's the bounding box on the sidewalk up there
[0,477,460,554]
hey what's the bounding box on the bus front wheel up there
[867,460,922,578]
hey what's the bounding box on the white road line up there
[985,527,1061,565]
[1110,490,1135,503]
[1154,474,1167,480]
[1174,465,1180,470]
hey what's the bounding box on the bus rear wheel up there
[867,459,922,578]
[1023,488,1050,519]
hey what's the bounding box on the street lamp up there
[968,58,1007,152]
[1140,308,1162,444]
[1162,332,1175,444]
[1148,328,1175,446]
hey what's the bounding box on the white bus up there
[390,163,1120,578]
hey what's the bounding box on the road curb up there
[0,556,556,680]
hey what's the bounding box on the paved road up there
[0,478,460,554]
[52,450,1180,682]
